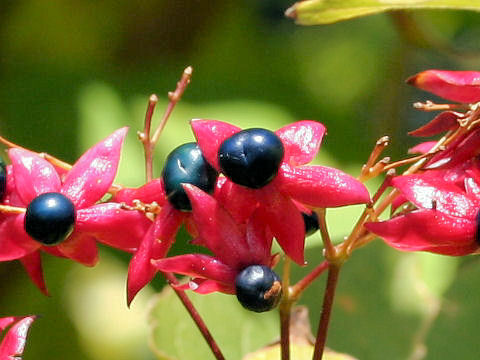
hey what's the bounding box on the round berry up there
[24,192,76,246]
[218,128,284,189]
[0,157,6,202]
[235,265,282,312]
[162,142,218,211]
[303,211,319,236]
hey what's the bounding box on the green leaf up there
[243,343,357,360]
[148,288,278,360]
[64,251,155,360]
[77,82,146,187]
[287,0,480,25]
[388,252,458,316]
[426,258,480,359]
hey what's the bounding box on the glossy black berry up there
[218,128,284,189]
[24,192,76,246]
[235,265,282,313]
[0,157,6,202]
[303,211,319,236]
[162,142,218,211]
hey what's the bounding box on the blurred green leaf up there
[77,82,146,187]
[64,251,154,360]
[243,342,357,360]
[388,253,458,316]
[425,259,480,359]
[287,0,480,25]
[148,288,278,360]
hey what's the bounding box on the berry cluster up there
[3,69,480,359]
[0,118,369,312]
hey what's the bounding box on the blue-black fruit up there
[235,265,282,312]
[303,211,320,236]
[162,142,218,211]
[0,157,6,201]
[218,128,284,189]
[24,192,76,246]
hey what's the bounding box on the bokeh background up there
[1,2,480,359]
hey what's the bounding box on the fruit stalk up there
[279,257,292,360]
[311,263,341,360]
[163,272,226,360]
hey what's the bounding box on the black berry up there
[303,211,319,236]
[235,265,282,312]
[162,142,218,211]
[25,192,76,246]
[218,128,284,189]
[0,157,6,202]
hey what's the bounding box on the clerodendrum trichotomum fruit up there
[24,192,76,246]
[0,157,6,201]
[218,128,284,189]
[162,142,218,211]
[235,265,282,312]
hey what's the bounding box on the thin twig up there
[279,257,292,360]
[312,264,341,360]
[290,260,329,300]
[151,66,193,145]
[138,66,193,182]
[413,101,469,112]
[0,204,26,214]
[316,208,336,259]
[360,136,390,181]
[138,94,159,182]
[163,272,226,360]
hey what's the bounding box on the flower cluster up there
[0,129,150,294]
[366,70,480,256]
[0,119,369,312]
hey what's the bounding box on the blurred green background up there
[1,1,480,359]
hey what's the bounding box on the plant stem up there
[290,260,328,300]
[151,66,192,145]
[141,94,159,182]
[163,272,226,360]
[316,209,335,258]
[279,257,292,360]
[312,263,341,360]
[139,66,193,182]
[0,204,26,214]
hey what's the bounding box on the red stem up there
[279,257,292,360]
[141,94,159,182]
[290,260,329,300]
[280,303,291,360]
[163,273,226,360]
[312,264,341,360]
